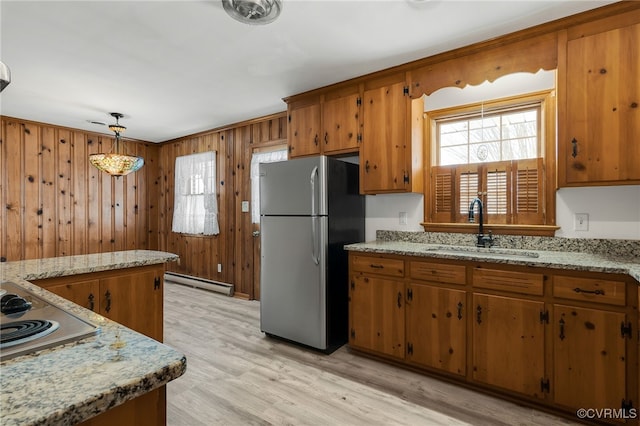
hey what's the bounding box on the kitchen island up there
[0,250,186,426]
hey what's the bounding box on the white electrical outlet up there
[574,213,589,231]
[399,212,408,225]
[241,201,250,213]
[217,263,222,273]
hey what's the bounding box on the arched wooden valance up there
[409,32,558,98]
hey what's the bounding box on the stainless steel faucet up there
[468,197,494,248]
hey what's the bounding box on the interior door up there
[248,147,288,301]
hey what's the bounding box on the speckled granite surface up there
[1,250,180,282]
[0,250,186,426]
[347,232,640,283]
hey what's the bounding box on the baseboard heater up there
[164,272,234,297]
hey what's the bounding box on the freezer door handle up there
[311,217,320,265]
[310,165,318,217]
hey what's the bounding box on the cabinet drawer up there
[473,268,544,296]
[410,261,466,285]
[351,255,404,277]
[553,275,625,306]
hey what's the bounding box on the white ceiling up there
[0,0,614,143]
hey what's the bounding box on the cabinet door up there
[322,94,360,153]
[100,269,163,341]
[79,387,165,426]
[553,305,626,410]
[361,81,408,193]
[472,293,545,398]
[47,280,100,312]
[406,283,466,376]
[349,274,404,359]
[564,22,640,184]
[288,103,321,158]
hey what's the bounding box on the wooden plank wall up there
[159,113,286,299]
[0,117,160,262]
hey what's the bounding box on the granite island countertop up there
[0,250,186,426]
[345,241,640,283]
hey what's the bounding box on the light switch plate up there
[241,201,250,213]
[574,213,589,231]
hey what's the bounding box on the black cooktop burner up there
[1,319,60,348]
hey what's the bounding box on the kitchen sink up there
[424,245,540,259]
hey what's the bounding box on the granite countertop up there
[345,241,640,283]
[0,250,186,426]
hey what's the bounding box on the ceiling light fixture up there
[222,0,282,25]
[89,113,144,177]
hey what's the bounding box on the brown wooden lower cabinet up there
[472,293,545,398]
[79,387,166,426]
[33,265,164,341]
[553,305,627,410]
[349,274,405,359]
[406,283,466,376]
[348,251,639,424]
[32,264,166,425]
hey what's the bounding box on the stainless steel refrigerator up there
[259,156,364,352]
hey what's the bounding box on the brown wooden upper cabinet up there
[322,92,361,153]
[288,100,321,157]
[286,73,423,195]
[287,88,361,158]
[361,74,424,194]
[559,19,640,186]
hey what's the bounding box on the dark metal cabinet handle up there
[314,134,319,146]
[369,264,384,269]
[571,138,578,158]
[324,132,329,144]
[457,302,463,320]
[559,318,565,341]
[88,293,95,311]
[154,277,161,290]
[476,305,482,324]
[573,287,604,296]
[105,290,111,313]
[365,160,370,173]
[397,292,402,308]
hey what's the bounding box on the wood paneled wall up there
[0,117,161,262]
[158,113,287,299]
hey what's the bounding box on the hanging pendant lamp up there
[89,113,144,176]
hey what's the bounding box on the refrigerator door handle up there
[311,217,320,265]
[310,166,318,216]
[310,165,320,265]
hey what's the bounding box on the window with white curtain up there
[172,151,219,235]
[250,149,288,224]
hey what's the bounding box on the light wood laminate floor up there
[164,283,578,426]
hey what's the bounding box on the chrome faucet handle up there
[477,231,495,248]
[485,231,495,248]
